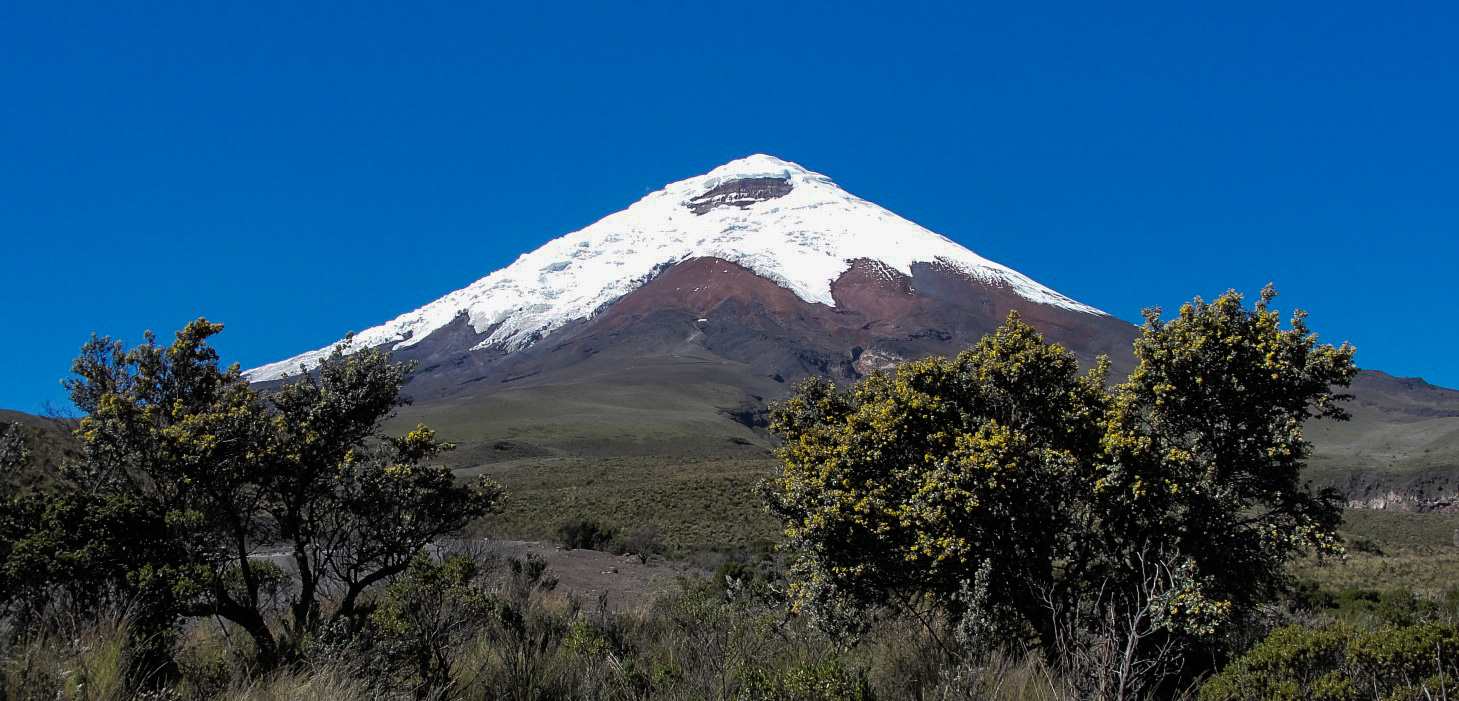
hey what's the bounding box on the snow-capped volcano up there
[234,154,1459,514]
[248,154,1106,381]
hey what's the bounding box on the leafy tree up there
[0,319,504,665]
[1093,286,1354,620]
[0,423,176,648]
[762,316,1109,647]
[763,287,1355,676]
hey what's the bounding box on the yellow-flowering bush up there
[764,287,1356,686]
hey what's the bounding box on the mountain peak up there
[247,156,1105,382]
[695,154,815,183]
[646,154,835,213]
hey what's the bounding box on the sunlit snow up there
[246,154,1105,381]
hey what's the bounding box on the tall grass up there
[0,558,1230,700]
[2,605,141,701]
[0,586,1102,699]
[218,665,377,701]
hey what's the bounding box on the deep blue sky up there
[3,2,1457,412]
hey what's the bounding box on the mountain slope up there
[0,409,78,493]
[245,154,1459,511]
[248,154,1103,382]
[1308,371,1459,507]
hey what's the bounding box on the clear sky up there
[3,2,1456,412]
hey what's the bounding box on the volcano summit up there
[248,154,1132,389]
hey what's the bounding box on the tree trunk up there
[290,542,320,641]
[235,606,280,667]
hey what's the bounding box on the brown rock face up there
[384,256,1138,398]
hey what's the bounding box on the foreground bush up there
[1200,622,1459,700]
[738,660,875,701]
[36,555,1459,700]
[0,320,504,665]
[764,288,1356,690]
[0,558,973,699]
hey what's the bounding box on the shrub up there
[616,525,667,563]
[764,290,1355,682]
[1326,588,1438,626]
[219,663,377,701]
[1201,622,1459,701]
[557,516,617,551]
[738,660,876,700]
[173,628,240,699]
[1287,578,1338,612]
[370,553,491,694]
[458,554,574,699]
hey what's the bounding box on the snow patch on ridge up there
[246,154,1105,381]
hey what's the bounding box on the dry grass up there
[1293,546,1459,596]
[0,579,1133,700]
[462,454,782,553]
[21,507,1459,700]
[2,606,139,701]
[218,665,378,701]
[1292,508,1459,596]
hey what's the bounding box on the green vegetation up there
[1,551,1074,700]
[0,410,77,495]
[764,287,1354,694]
[465,454,779,553]
[1201,622,1459,700]
[1289,510,1459,596]
[6,289,1459,700]
[0,320,502,666]
[556,516,618,551]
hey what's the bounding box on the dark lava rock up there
[687,177,792,214]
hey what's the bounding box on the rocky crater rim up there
[686,176,794,215]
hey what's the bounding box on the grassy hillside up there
[1305,371,1459,507]
[0,408,77,492]
[385,351,784,553]
[390,350,779,457]
[456,454,780,553]
[13,351,1457,588]
[380,353,1459,596]
[1295,509,1459,595]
